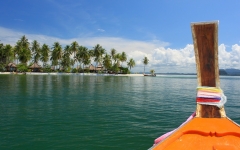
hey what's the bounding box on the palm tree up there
[88,49,94,67]
[81,47,90,72]
[110,53,121,74]
[0,44,13,64]
[150,69,155,75]
[61,45,72,71]
[13,42,21,64]
[115,53,121,67]
[81,46,90,72]
[75,46,83,72]
[143,56,149,74]
[93,44,105,72]
[50,42,62,70]
[0,43,4,63]
[41,44,50,67]
[103,54,112,72]
[19,35,29,48]
[5,44,13,63]
[15,35,31,65]
[119,52,127,67]
[110,48,117,65]
[127,58,135,71]
[31,40,41,63]
[70,41,79,68]
[18,47,31,64]
[76,46,90,73]
[51,59,58,71]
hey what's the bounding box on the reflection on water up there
[0,75,239,149]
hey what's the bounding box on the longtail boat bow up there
[150,21,240,150]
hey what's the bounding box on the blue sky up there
[1,0,240,73]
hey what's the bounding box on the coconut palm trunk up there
[143,56,149,74]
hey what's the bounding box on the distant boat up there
[143,74,156,77]
[150,21,240,150]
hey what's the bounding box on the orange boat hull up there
[152,118,240,150]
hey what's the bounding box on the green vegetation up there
[143,56,149,74]
[0,35,136,74]
[42,64,52,73]
[0,63,6,72]
[150,69,155,75]
[127,58,135,72]
[17,63,28,72]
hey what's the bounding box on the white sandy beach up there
[0,72,144,76]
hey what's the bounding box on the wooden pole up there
[191,21,226,118]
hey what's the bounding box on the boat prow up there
[151,117,240,150]
[144,74,156,77]
[150,21,240,150]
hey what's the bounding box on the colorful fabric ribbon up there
[196,86,227,108]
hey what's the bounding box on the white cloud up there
[152,44,195,66]
[218,44,240,69]
[139,44,196,73]
[1,26,240,73]
[97,29,105,32]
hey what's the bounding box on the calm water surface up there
[0,74,240,150]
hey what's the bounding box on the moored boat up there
[150,21,240,150]
[144,74,156,77]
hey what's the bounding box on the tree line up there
[0,35,136,73]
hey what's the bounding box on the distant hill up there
[224,69,240,76]
[144,68,240,76]
[219,69,228,75]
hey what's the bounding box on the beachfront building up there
[85,64,95,72]
[5,63,17,72]
[85,64,106,73]
[96,63,105,72]
[86,64,96,73]
[29,63,42,72]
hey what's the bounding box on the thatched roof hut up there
[96,63,105,71]
[87,64,95,71]
[85,64,106,73]
[5,63,17,72]
[29,63,42,72]
[29,63,42,69]
[89,64,95,70]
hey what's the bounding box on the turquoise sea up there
[0,74,240,150]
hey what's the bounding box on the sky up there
[0,0,240,73]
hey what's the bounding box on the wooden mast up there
[151,21,240,150]
[191,21,226,118]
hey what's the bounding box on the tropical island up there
[2,36,238,76]
[0,35,138,74]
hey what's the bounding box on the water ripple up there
[0,75,239,149]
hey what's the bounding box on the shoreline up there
[1,72,238,77]
[0,72,144,76]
